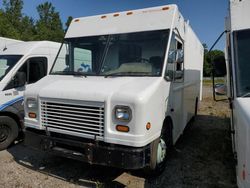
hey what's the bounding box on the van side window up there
[4,57,47,90]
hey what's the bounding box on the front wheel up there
[0,116,18,151]
[146,121,173,176]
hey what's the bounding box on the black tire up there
[0,116,18,151]
[145,120,173,176]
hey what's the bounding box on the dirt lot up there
[0,85,237,188]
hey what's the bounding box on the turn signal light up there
[28,112,37,118]
[116,125,129,132]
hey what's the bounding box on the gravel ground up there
[0,85,237,188]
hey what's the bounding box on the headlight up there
[114,106,132,122]
[26,98,37,109]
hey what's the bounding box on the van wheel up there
[146,121,173,176]
[0,116,18,151]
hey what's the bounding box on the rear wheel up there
[0,116,18,151]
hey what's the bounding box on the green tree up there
[3,0,23,25]
[0,0,24,39]
[203,43,224,77]
[65,16,73,31]
[20,16,36,40]
[35,2,64,42]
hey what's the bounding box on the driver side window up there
[4,57,47,90]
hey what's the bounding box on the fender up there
[0,96,24,128]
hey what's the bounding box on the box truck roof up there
[66,4,179,38]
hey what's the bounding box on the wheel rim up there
[0,124,10,142]
[156,138,167,164]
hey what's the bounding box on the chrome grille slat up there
[41,117,103,128]
[40,100,104,140]
[41,103,103,112]
[41,113,104,124]
[40,106,104,116]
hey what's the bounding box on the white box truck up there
[24,5,204,173]
[0,41,60,150]
[213,0,250,187]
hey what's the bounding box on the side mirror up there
[213,56,226,77]
[175,49,184,63]
[215,83,227,95]
[212,55,227,101]
[14,72,26,87]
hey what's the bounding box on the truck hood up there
[27,75,164,102]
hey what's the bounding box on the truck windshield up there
[51,29,169,77]
[0,55,22,81]
[234,29,250,97]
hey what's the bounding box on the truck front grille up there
[40,99,104,140]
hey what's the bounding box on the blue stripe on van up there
[0,96,24,111]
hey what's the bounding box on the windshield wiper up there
[52,71,87,77]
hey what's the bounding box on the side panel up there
[230,0,250,31]
[182,23,204,132]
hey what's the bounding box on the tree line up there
[0,0,72,42]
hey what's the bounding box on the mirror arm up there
[208,30,230,53]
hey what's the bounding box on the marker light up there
[146,122,151,130]
[116,125,129,132]
[162,7,170,11]
[28,112,37,119]
[101,15,107,19]
[113,13,120,17]
[126,12,133,15]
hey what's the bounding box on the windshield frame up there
[50,29,170,77]
[0,55,23,82]
[233,28,250,97]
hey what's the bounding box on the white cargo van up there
[213,0,250,187]
[24,5,204,173]
[0,37,22,49]
[0,41,60,150]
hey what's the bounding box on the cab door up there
[165,33,184,143]
[1,57,48,113]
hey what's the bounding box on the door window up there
[4,57,47,90]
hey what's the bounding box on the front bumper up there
[24,128,151,169]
